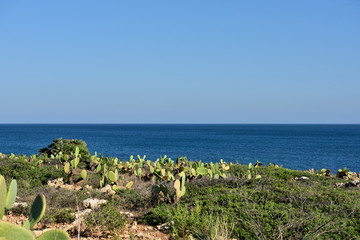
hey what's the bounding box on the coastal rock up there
[47,178,82,191]
[345,180,360,188]
[100,184,116,195]
[337,171,358,180]
[13,202,28,208]
[156,223,170,231]
[74,208,92,218]
[295,176,309,181]
[334,182,345,188]
[120,211,135,218]
[83,198,107,210]
[349,172,358,180]
[334,181,360,188]
[47,178,64,188]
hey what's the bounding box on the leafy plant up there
[63,147,87,185]
[246,162,261,179]
[39,138,91,162]
[0,175,70,239]
[84,203,126,236]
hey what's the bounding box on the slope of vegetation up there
[1,139,360,239]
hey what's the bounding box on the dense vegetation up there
[1,139,360,239]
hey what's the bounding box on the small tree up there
[39,138,91,162]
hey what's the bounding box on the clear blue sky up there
[0,1,359,123]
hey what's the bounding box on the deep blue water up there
[0,124,359,173]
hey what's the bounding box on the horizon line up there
[0,123,359,125]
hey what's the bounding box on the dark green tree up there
[39,138,91,161]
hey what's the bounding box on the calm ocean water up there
[0,124,359,173]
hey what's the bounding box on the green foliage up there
[140,204,171,226]
[84,203,126,234]
[39,138,91,161]
[168,204,206,239]
[5,141,360,239]
[45,208,75,224]
[142,203,208,239]
[246,162,261,179]
[115,189,147,210]
[0,158,66,189]
[143,166,360,239]
[191,215,234,240]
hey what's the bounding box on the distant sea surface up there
[0,124,359,173]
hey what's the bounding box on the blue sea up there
[0,124,359,173]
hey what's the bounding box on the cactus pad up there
[126,181,133,189]
[5,179,17,210]
[0,175,6,219]
[196,167,208,175]
[28,194,46,229]
[37,229,69,240]
[64,162,70,174]
[0,221,35,240]
[81,170,87,179]
[108,171,117,182]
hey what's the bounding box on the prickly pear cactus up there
[37,229,69,240]
[0,175,6,219]
[25,194,46,229]
[0,221,35,240]
[196,167,208,176]
[5,180,17,210]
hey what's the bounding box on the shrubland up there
[1,139,360,239]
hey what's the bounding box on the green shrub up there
[140,204,170,226]
[39,138,91,161]
[144,169,360,239]
[115,189,148,211]
[0,158,66,190]
[84,203,126,235]
[43,208,75,225]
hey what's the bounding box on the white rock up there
[119,211,135,218]
[83,198,107,210]
[47,178,64,188]
[74,208,92,218]
[13,202,28,208]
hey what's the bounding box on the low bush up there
[0,157,66,190]
[84,203,126,236]
[39,138,91,162]
[142,166,360,239]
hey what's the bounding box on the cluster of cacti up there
[247,162,262,179]
[63,147,87,185]
[0,175,69,240]
[315,168,331,177]
[87,154,232,197]
[91,153,133,190]
[267,162,282,168]
[5,145,232,194]
[336,167,358,180]
[174,172,186,202]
